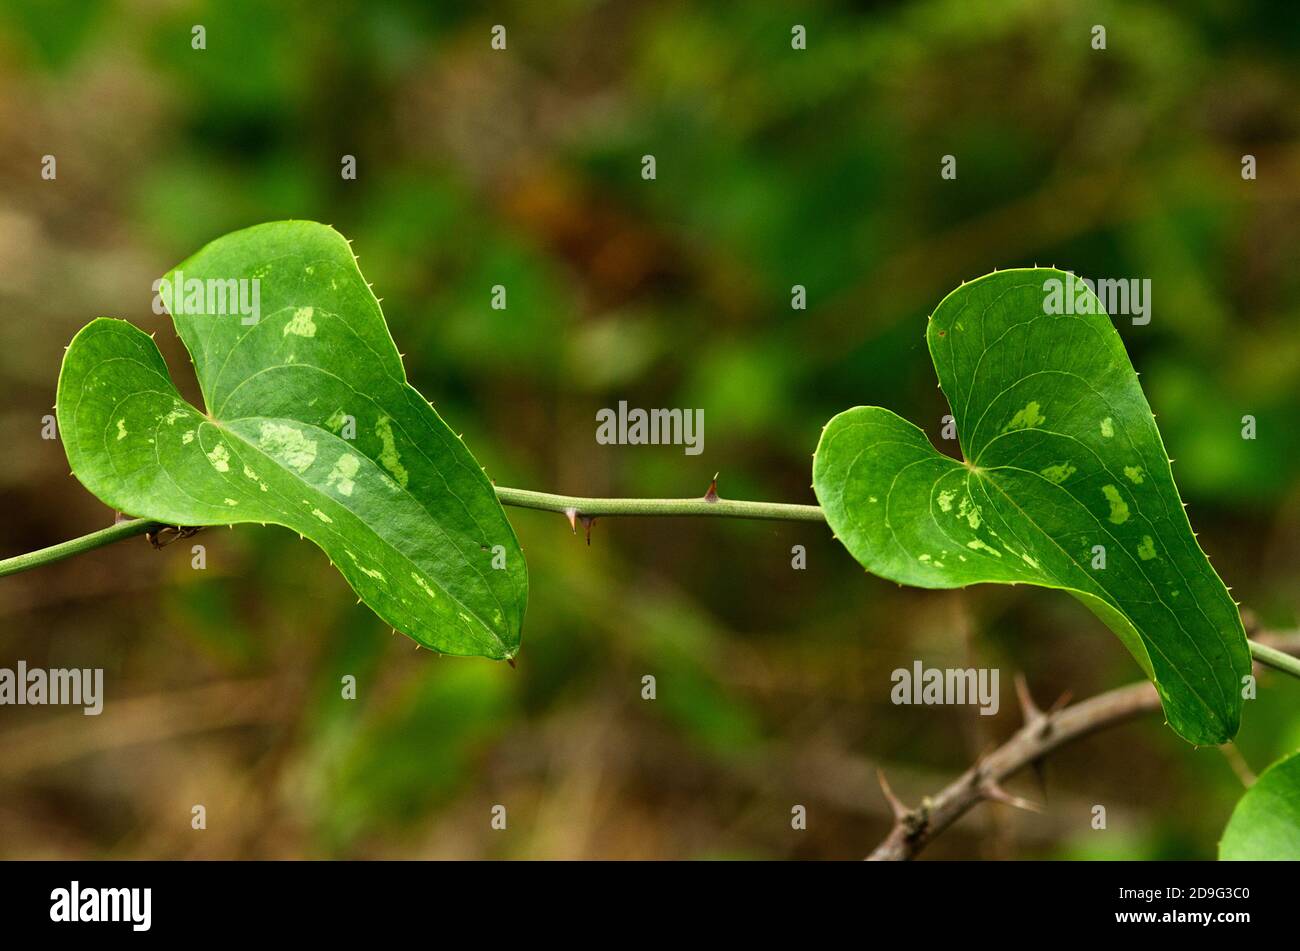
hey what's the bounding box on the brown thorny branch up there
[868,623,1300,861]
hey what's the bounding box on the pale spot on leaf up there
[345,550,385,582]
[375,416,409,488]
[283,306,317,337]
[206,443,231,472]
[327,453,360,496]
[1003,401,1045,432]
[1040,462,1076,484]
[1101,484,1130,524]
[257,421,317,473]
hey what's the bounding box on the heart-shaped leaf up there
[1220,749,1300,859]
[57,221,527,660]
[813,269,1249,745]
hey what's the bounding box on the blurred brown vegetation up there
[0,0,1297,859]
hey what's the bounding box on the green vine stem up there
[0,484,823,579]
[3,485,1297,685]
[1248,639,1300,682]
[492,484,825,522]
[0,517,157,578]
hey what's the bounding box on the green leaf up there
[56,221,526,660]
[812,269,1249,745]
[1220,749,1300,859]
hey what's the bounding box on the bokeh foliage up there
[0,0,1296,858]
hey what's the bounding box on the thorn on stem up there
[1046,690,1073,716]
[1014,673,1043,725]
[981,780,1043,813]
[877,768,909,820]
[704,473,720,503]
[563,507,596,544]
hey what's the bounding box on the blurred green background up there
[0,0,1297,859]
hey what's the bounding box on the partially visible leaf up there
[812,269,1250,745]
[57,221,526,659]
[1220,749,1300,860]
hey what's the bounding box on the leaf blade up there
[813,269,1249,744]
[1220,749,1300,860]
[57,222,526,659]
